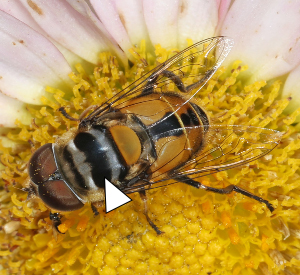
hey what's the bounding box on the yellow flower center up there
[0,40,300,275]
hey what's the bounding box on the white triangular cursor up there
[105,178,132,213]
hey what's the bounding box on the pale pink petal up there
[0,0,43,33]
[0,1,88,70]
[66,0,114,40]
[0,10,72,104]
[66,0,128,63]
[90,0,133,55]
[66,0,119,46]
[178,0,219,49]
[0,93,31,128]
[112,0,151,46]
[18,0,116,64]
[282,64,300,116]
[217,0,232,29]
[0,1,93,70]
[143,0,179,49]
[220,0,300,82]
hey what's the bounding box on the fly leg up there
[143,69,213,94]
[139,190,163,235]
[91,204,99,216]
[142,70,187,94]
[58,107,79,121]
[177,176,274,212]
[49,212,65,234]
[58,105,98,121]
[161,71,187,93]
[79,105,98,120]
[91,201,104,216]
[161,70,214,93]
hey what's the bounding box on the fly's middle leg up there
[139,190,163,235]
[143,69,214,94]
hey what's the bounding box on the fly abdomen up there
[118,93,209,179]
[148,102,208,141]
[148,112,184,140]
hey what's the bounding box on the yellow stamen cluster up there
[0,40,300,274]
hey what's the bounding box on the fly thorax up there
[53,112,156,193]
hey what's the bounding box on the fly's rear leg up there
[178,176,274,212]
[139,190,163,235]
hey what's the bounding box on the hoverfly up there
[27,37,282,234]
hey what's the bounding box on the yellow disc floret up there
[0,40,300,274]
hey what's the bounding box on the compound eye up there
[38,180,84,211]
[28,143,57,185]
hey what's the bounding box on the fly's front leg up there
[58,107,79,121]
[58,105,98,121]
[49,212,64,234]
[139,190,163,235]
[177,176,274,212]
[79,105,98,120]
[91,204,99,216]
[91,201,104,216]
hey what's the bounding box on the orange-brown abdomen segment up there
[109,125,142,165]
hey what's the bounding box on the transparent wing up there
[121,125,283,193]
[81,37,233,126]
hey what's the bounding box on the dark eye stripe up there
[62,146,87,189]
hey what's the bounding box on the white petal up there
[282,64,300,115]
[143,0,179,49]
[220,0,300,81]
[0,10,72,104]
[19,0,116,64]
[0,93,31,128]
[178,0,219,49]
